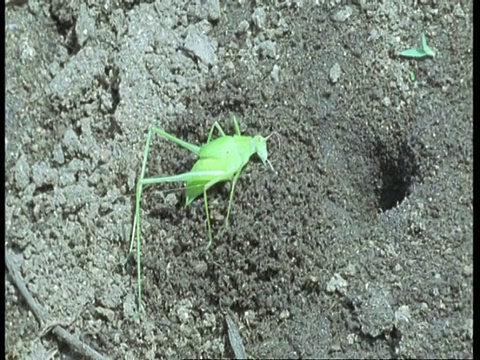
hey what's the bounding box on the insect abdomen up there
[185,158,236,205]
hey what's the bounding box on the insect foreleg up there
[207,121,226,143]
[202,177,227,248]
[233,116,242,135]
[225,168,243,225]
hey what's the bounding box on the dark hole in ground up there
[375,139,419,212]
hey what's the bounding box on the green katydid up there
[129,116,274,308]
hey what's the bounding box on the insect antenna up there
[266,159,276,174]
[266,131,279,174]
[266,131,278,140]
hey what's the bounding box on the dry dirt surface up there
[5,1,472,359]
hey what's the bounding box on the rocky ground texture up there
[5,0,472,358]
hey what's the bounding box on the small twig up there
[225,314,246,359]
[5,247,109,360]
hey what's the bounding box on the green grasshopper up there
[129,117,274,307]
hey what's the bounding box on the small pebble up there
[252,7,267,29]
[329,62,341,84]
[332,6,353,23]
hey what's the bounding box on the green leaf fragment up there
[421,32,436,57]
[399,47,428,58]
[399,32,436,59]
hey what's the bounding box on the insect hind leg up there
[150,126,201,154]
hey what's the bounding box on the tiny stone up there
[395,305,411,325]
[32,161,58,188]
[332,6,353,23]
[271,64,280,83]
[204,0,220,22]
[257,40,276,59]
[326,273,348,294]
[463,318,473,340]
[63,128,80,154]
[279,309,290,320]
[252,7,267,29]
[184,28,218,66]
[329,62,341,84]
[343,263,357,277]
[53,143,65,164]
[165,193,177,206]
[14,155,31,190]
[383,96,392,107]
[75,4,96,46]
[236,20,250,34]
[463,264,473,276]
[193,261,208,275]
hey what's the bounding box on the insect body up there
[129,117,274,308]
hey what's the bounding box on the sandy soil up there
[5,1,472,358]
